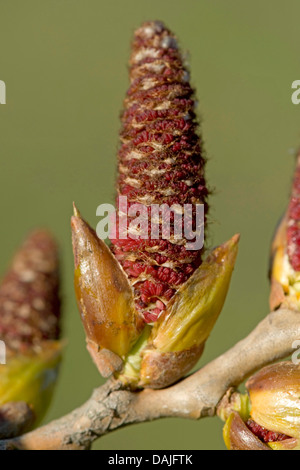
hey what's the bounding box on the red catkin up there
[110,21,208,323]
[287,155,300,271]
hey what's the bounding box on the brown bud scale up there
[110,21,208,323]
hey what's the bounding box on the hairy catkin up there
[110,21,208,323]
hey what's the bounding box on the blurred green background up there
[0,0,299,450]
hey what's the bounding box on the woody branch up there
[0,307,298,451]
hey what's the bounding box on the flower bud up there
[223,362,300,450]
[269,154,300,310]
[0,230,62,435]
[72,21,239,389]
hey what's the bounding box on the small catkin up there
[287,155,300,271]
[0,230,60,354]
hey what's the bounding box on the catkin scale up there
[110,21,208,323]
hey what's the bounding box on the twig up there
[1,308,299,450]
